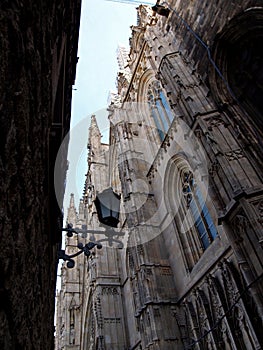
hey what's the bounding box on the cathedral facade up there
[56,1,263,349]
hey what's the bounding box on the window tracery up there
[181,169,217,251]
[166,157,218,269]
[147,80,173,141]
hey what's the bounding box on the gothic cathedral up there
[56,2,263,349]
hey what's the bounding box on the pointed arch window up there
[166,157,218,270]
[147,80,173,141]
[182,170,217,250]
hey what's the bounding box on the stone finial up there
[67,193,78,227]
[89,115,102,142]
[69,193,75,208]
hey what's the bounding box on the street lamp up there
[58,187,123,268]
[94,187,121,228]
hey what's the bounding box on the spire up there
[69,193,75,208]
[87,115,103,159]
[67,193,78,227]
[88,115,101,143]
[78,198,85,220]
[83,115,103,204]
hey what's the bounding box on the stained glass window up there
[182,170,217,250]
[147,80,173,141]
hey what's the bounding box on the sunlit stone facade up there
[56,2,263,349]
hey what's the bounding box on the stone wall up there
[55,2,263,349]
[0,1,80,349]
[165,0,261,74]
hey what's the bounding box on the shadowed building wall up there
[0,1,81,349]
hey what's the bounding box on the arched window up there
[147,80,173,141]
[210,8,263,138]
[165,157,218,269]
[182,170,217,250]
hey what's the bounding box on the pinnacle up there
[90,114,99,129]
[69,193,76,208]
[88,114,102,142]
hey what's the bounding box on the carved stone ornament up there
[225,149,244,161]
[101,287,119,295]
[194,127,202,139]
[220,261,239,306]
[231,213,249,244]
[205,115,226,130]
[252,200,263,225]
[209,159,219,177]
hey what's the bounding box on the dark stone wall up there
[165,0,263,167]
[167,0,263,76]
[0,1,80,349]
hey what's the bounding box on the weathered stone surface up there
[0,1,80,349]
[56,2,263,349]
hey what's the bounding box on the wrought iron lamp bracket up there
[63,223,125,247]
[58,224,125,268]
[58,241,102,268]
[93,227,125,249]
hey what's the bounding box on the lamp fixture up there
[94,187,121,228]
[58,187,124,268]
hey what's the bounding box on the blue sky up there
[62,0,140,212]
[71,0,137,127]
